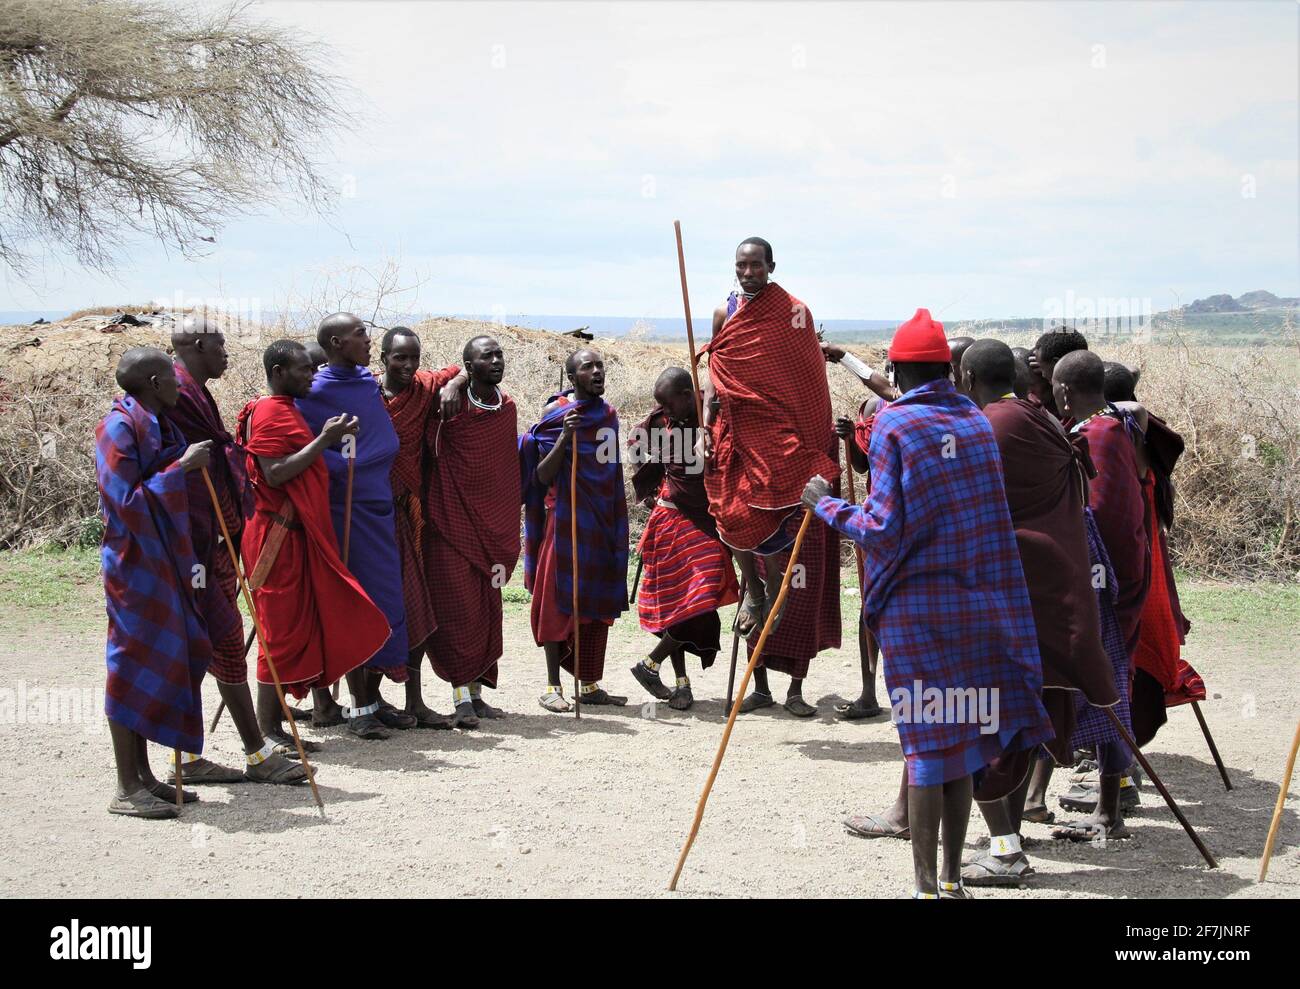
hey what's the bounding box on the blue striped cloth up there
[520,393,628,621]
[813,378,1052,782]
[96,396,212,753]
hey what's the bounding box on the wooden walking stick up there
[1190,700,1232,791]
[669,509,816,891]
[1101,707,1216,868]
[673,221,706,428]
[332,446,356,702]
[200,467,326,818]
[724,575,747,711]
[570,442,581,720]
[341,448,355,565]
[843,434,865,592]
[1259,716,1300,882]
[174,747,183,810]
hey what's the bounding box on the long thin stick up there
[333,452,355,702]
[669,510,815,892]
[342,452,355,566]
[201,467,326,818]
[1103,706,1216,868]
[1188,701,1231,792]
[629,554,644,605]
[843,435,865,593]
[724,575,747,711]
[173,747,183,810]
[673,221,705,428]
[1259,716,1300,882]
[570,441,581,720]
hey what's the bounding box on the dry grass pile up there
[1,310,1295,579]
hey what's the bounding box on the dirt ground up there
[1,564,1297,899]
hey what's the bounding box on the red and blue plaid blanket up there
[813,378,1051,763]
[95,396,211,753]
[520,393,628,622]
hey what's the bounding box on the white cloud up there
[3,0,1294,318]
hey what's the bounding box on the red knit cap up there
[887,308,949,362]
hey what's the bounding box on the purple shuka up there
[296,363,408,674]
[813,378,1053,786]
[95,396,212,753]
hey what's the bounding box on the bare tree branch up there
[0,0,353,275]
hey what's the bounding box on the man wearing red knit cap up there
[802,308,1052,899]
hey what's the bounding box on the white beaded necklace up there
[467,384,503,412]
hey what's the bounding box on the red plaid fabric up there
[1077,410,1150,648]
[168,363,247,684]
[426,393,521,579]
[395,492,436,652]
[422,391,520,685]
[637,500,739,634]
[383,368,461,653]
[747,437,841,678]
[701,283,839,550]
[530,504,613,681]
[206,548,248,684]
[425,527,502,688]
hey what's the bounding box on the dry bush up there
[2,311,1295,580]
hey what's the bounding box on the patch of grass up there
[1175,576,1300,628]
[0,546,101,610]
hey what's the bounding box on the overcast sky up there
[3,0,1296,321]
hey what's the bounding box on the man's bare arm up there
[260,414,357,487]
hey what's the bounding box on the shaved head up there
[1103,361,1138,403]
[1054,349,1105,393]
[962,339,1016,391]
[317,311,364,351]
[170,312,220,350]
[947,335,976,367]
[115,347,172,394]
[654,366,692,393]
[304,340,327,369]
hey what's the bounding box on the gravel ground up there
[1,574,1296,899]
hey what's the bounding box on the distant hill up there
[1181,290,1299,314]
[3,288,1296,346]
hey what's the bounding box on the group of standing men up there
[93,235,1202,900]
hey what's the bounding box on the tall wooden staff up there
[1191,701,1232,791]
[1102,707,1215,868]
[843,434,865,592]
[331,445,356,702]
[1259,716,1300,881]
[201,467,326,817]
[173,746,183,809]
[677,220,740,707]
[669,509,816,892]
[570,443,581,720]
[342,446,356,564]
[673,220,706,428]
[723,575,746,711]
